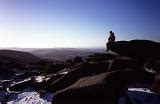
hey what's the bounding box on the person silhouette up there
[108,31,115,43]
[106,31,116,51]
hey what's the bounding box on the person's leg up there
[106,43,109,51]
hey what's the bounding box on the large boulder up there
[46,64,66,74]
[109,57,143,71]
[48,62,109,93]
[53,73,110,104]
[34,74,63,90]
[9,78,34,91]
[107,40,160,59]
[73,56,83,63]
[14,71,41,80]
[53,70,154,104]
[85,53,116,63]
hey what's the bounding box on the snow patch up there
[128,88,154,93]
[8,88,53,104]
[11,78,31,86]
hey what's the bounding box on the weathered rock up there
[53,70,154,104]
[53,72,110,104]
[109,57,142,71]
[144,59,160,72]
[65,59,74,68]
[25,64,44,70]
[46,64,66,74]
[49,62,109,93]
[73,56,83,63]
[85,53,116,63]
[34,74,63,90]
[14,71,41,80]
[107,40,160,59]
[9,78,34,91]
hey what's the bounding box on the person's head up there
[109,31,113,34]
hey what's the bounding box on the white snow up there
[35,76,45,83]
[128,88,154,93]
[11,78,31,86]
[60,71,68,75]
[35,76,50,83]
[7,88,53,104]
[145,68,156,74]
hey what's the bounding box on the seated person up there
[106,31,116,51]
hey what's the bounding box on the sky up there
[0,0,160,48]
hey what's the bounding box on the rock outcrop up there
[85,53,116,63]
[53,70,154,104]
[107,40,160,59]
[48,62,109,93]
[109,57,143,71]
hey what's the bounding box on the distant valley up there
[0,48,105,62]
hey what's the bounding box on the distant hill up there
[30,48,105,61]
[0,50,40,64]
[0,48,105,62]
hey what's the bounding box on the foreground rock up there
[53,72,109,104]
[9,78,33,91]
[48,62,109,93]
[53,70,154,104]
[109,57,143,72]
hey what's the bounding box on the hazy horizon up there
[0,46,106,49]
[0,0,160,48]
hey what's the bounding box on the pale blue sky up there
[0,0,160,48]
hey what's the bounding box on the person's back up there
[108,31,115,43]
[106,31,116,51]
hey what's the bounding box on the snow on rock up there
[11,78,31,87]
[35,76,45,83]
[34,76,50,83]
[128,88,154,93]
[7,88,53,104]
[59,71,68,75]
